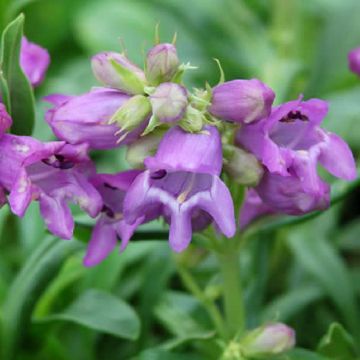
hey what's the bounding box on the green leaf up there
[36,289,140,340]
[287,227,360,343]
[262,284,324,322]
[0,14,35,135]
[317,323,357,360]
[271,348,330,360]
[155,291,209,338]
[138,348,205,360]
[1,237,82,360]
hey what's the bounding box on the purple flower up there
[237,97,356,214]
[146,43,179,85]
[348,47,360,76]
[150,82,188,123]
[0,103,12,136]
[91,52,146,94]
[45,88,146,149]
[124,126,236,252]
[20,37,50,87]
[209,79,275,124]
[0,136,102,239]
[84,170,148,267]
[239,189,274,229]
[256,170,330,215]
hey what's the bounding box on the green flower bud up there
[241,323,295,358]
[92,52,146,95]
[224,146,263,186]
[179,105,204,133]
[146,43,179,85]
[150,82,188,123]
[110,95,151,140]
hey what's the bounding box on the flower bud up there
[91,52,146,95]
[209,79,275,124]
[241,323,295,358]
[178,105,204,133]
[146,43,179,85]
[126,133,162,168]
[110,95,151,138]
[0,103,12,136]
[150,82,188,123]
[348,47,360,76]
[224,146,263,186]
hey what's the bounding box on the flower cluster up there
[0,38,357,271]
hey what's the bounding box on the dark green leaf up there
[1,237,81,360]
[0,13,35,135]
[262,284,324,322]
[138,348,205,360]
[287,228,360,343]
[36,289,140,340]
[272,348,330,360]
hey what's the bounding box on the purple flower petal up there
[83,219,117,267]
[20,37,50,87]
[39,193,74,239]
[145,126,223,176]
[319,132,357,180]
[239,189,274,229]
[45,87,134,149]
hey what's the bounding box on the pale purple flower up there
[20,37,50,87]
[0,136,102,239]
[209,79,275,124]
[150,82,188,123]
[45,88,146,149]
[256,170,330,215]
[146,43,179,85]
[124,126,236,252]
[348,47,360,76]
[237,97,356,214]
[91,52,146,94]
[84,170,146,267]
[0,103,12,136]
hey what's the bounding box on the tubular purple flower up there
[83,170,153,267]
[209,79,275,124]
[0,103,12,136]
[124,126,236,252]
[91,52,146,94]
[0,136,102,239]
[256,169,330,215]
[146,43,179,85]
[44,88,146,149]
[150,82,188,123]
[237,97,356,180]
[237,97,356,214]
[348,47,360,76]
[20,37,50,87]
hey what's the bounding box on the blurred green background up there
[0,0,360,359]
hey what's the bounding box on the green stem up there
[218,243,245,339]
[177,265,227,339]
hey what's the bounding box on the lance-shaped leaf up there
[0,14,35,135]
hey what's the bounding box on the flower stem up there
[218,242,245,339]
[177,264,227,339]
